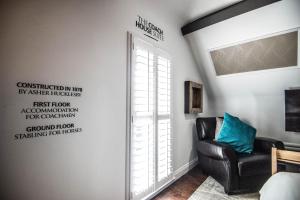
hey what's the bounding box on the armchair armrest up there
[254,137,284,154]
[197,140,237,161]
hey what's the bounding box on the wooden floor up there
[152,167,207,200]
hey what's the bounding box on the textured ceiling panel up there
[210,31,298,76]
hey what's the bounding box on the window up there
[129,37,172,200]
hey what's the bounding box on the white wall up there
[186,0,300,144]
[0,0,211,200]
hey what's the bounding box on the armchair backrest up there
[196,117,217,140]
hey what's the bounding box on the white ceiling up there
[156,0,243,25]
[184,0,243,23]
[185,0,300,98]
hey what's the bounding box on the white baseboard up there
[144,157,198,200]
[173,157,199,180]
[284,142,300,152]
[284,142,300,148]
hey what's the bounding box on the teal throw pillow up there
[216,113,256,154]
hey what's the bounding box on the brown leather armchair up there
[196,117,284,194]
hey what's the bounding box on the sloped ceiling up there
[184,0,300,143]
[183,0,243,23]
[185,0,300,98]
[153,0,243,26]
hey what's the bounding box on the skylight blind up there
[130,38,172,200]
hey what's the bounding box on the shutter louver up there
[130,38,172,200]
[131,45,155,198]
[157,56,172,182]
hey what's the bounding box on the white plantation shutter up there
[130,37,173,200]
[131,41,155,199]
[157,55,172,184]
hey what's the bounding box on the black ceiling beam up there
[181,0,281,36]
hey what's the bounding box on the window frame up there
[126,32,174,200]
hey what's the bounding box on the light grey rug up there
[188,177,259,200]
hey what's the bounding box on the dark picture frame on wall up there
[184,81,203,114]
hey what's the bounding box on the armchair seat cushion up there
[238,153,271,177]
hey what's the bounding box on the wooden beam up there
[181,0,282,36]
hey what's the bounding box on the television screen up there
[285,89,300,132]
